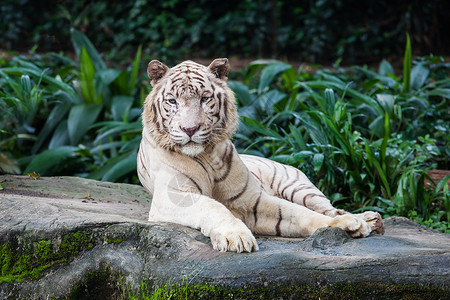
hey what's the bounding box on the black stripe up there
[165,163,203,194]
[302,193,326,206]
[155,102,165,131]
[226,172,249,202]
[223,97,228,123]
[280,180,297,199]
[276,172,283,194]
[289,184,314,203]
[282,164,289,177]
[137,151,148,177]
[250,171,262,183]
[193,157,210,175]
[216,96,222,117]
[190,76,205,82]
[275,207,282,236]
[214,143,233,182]
[185,174,203,194]
[270,166,277,190]
[171,77,183,84]
[253,190,262,226]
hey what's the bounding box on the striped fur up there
[138,59,384,253]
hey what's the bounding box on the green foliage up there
[1,28,449,229]
[1,0,448,64]
[0,29,145,182]
[232,44,449,224]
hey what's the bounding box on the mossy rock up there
[0,175,449,299]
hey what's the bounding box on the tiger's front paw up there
[210,221,259,253]
[355,211,385,235]
[329,215,371,238]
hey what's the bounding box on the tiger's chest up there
[195,140,254,202]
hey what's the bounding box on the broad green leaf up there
[297,114,329,147]
[289,124,306,150]
[102,152,137,182]
[369,115,385,138]
[376,94,395,116]
[111,95,134,121]
[48,120,70,149]
[112,72,129,96]
[93,121,141,144]
[24,146,80,174]
[70,28,106,71]
[229,81,253,106]
[80,47,101,104]
[258,89,286,110]
[410,64,429,90]
[97,69,122,85]
[258,62,292,94]
[313,153,324,172]
[378,59,395,76]
[240,116,282,139]
[67,103,103,145]
[32,92,74,153]
[20,75,31,103]
[324,88,335,115]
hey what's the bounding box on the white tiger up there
[137,58,384,253]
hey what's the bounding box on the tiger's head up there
[142,58,238,157]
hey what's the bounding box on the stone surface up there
[0,175,449,299]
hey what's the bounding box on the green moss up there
[0,229,96,284]
[107,238,124,244]
[129,279,449,300]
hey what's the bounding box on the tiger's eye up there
[200,97,209,103]
[167,99,177,105]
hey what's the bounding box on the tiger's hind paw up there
[329,215,371,238]
[355,211,385,235]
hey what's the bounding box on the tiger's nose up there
[180,125,200,137]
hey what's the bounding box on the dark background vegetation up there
[1,0,449,64]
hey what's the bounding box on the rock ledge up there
[0,175,449,299]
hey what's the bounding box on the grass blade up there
[401,33,412,93]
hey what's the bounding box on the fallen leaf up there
[27,171,41,180]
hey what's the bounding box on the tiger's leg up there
[150,175,259,253]
[230,188,371,238]
[241,154,384,234]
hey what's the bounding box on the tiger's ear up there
[147,60,169,86]
[208,58,230,81]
